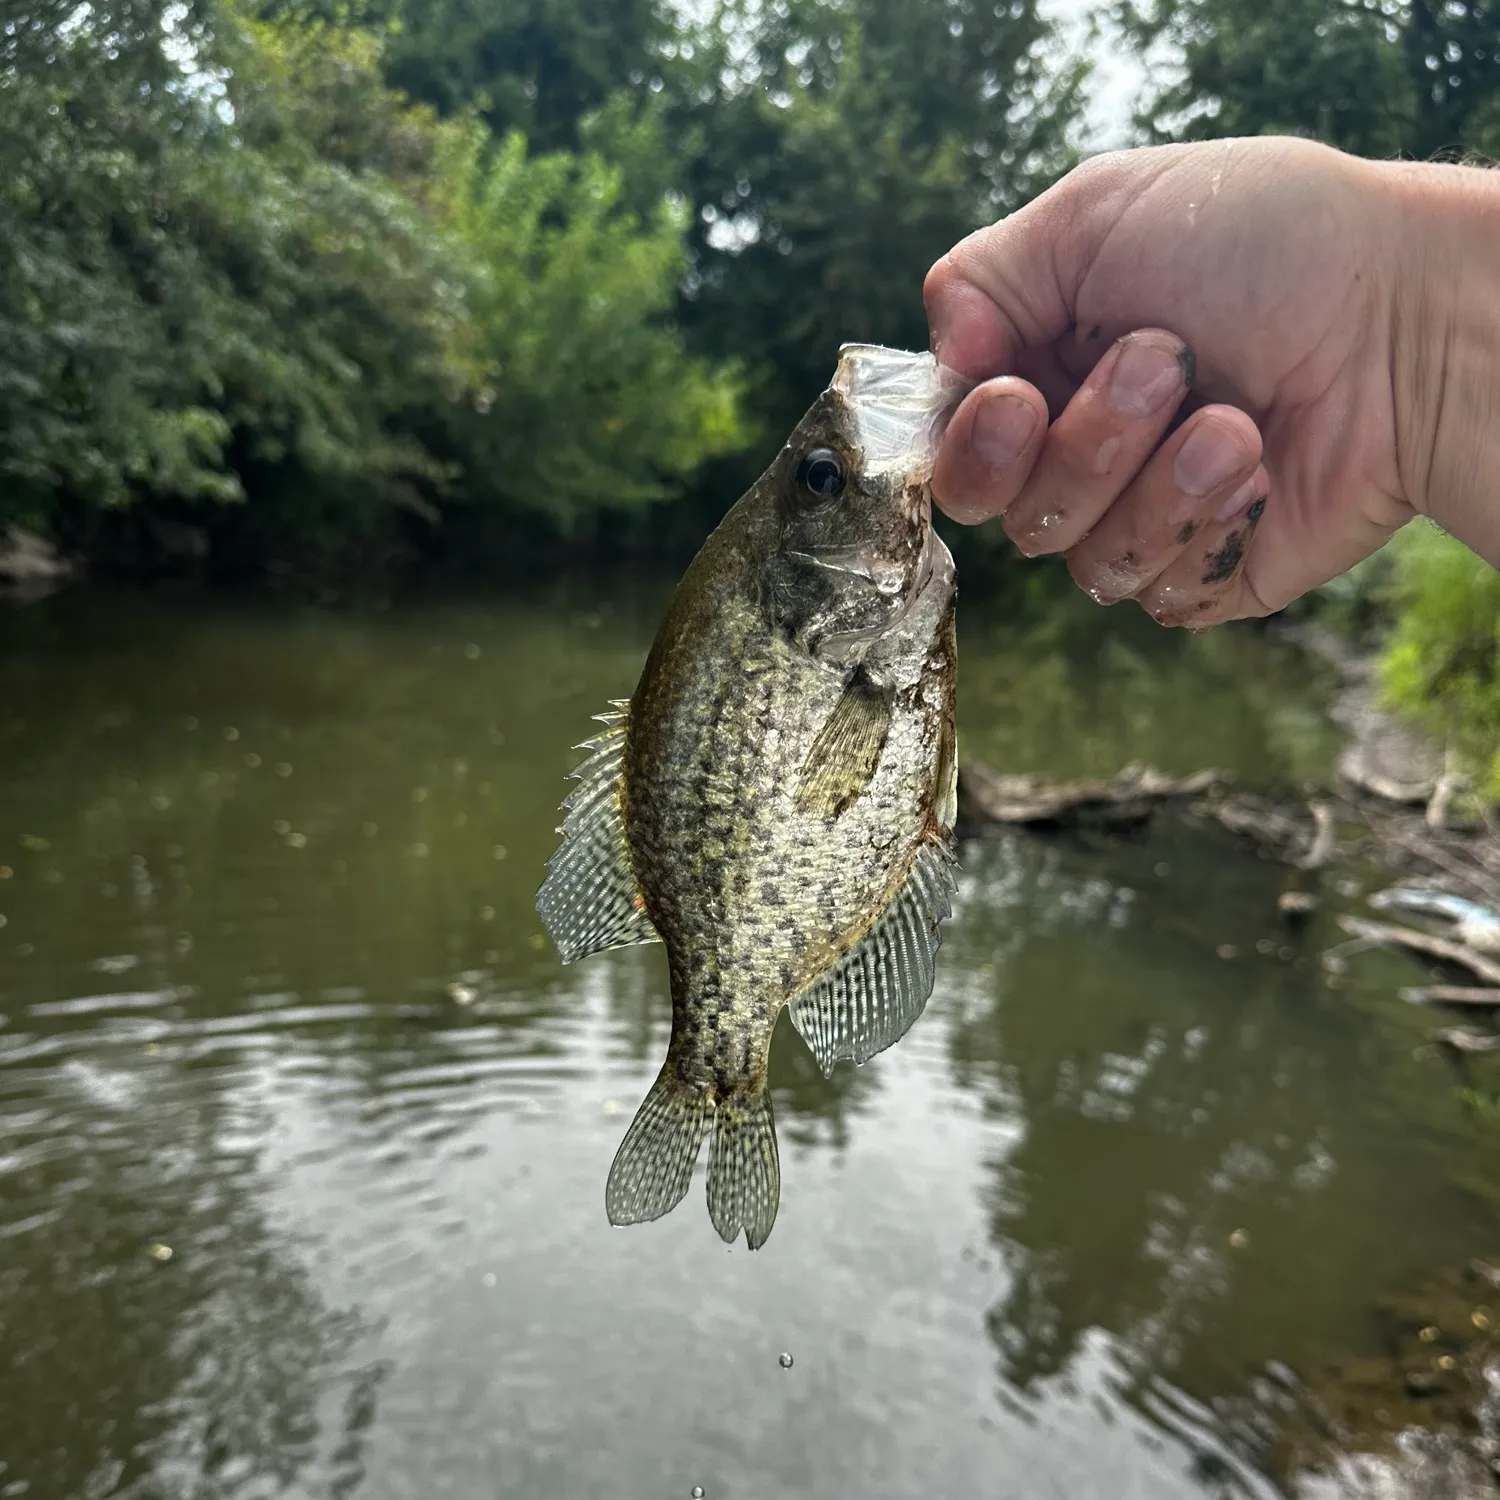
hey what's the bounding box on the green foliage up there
[0,0,468,552]
[678,0,1086,429]
[1378,522,1500,801]
[1121,0,1500,158]
[1,0,745,576]
[430,125,745,531]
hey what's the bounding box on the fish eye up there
[796,447,846,503]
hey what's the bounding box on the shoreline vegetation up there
[5,0,1498,810]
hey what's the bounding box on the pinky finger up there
[1134,468,1273,628]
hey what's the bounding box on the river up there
[1,579,1495,1499]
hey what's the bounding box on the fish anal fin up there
[796,669,893,818]
[790,839,957,1078]
[536,704,661,963]
[707,1085,780,1250]
[606,1066,712,1228]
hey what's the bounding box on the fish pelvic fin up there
[707,1083,781,1251]
[796,667,893,818]
[606,1065,712,1230]
[536,700,661,964]
[790,836,957,1079]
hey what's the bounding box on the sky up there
[1040,0,1151,148]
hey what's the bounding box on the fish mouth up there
[831,344,974,480]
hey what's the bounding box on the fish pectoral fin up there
[536,700,661,963]
[795,668,893,818]
[707,1085,780,1251]
[790,838,957,1079]
[935,715,957,833]
[606,1065,712,1228]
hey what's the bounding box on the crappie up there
[537,344,971,1249]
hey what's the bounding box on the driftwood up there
[1433,1026,1500,1051]
[1405,987,1500,1009]
[956,759,1222,829]
[1337,917,1500,987]
[958,749,1500,923]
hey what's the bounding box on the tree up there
[675,0,1086,432]
[0,0,746,577]
[1121,0,1500,159]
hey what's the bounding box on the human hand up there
[923,136,1498,624]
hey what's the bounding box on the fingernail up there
[1175,423,1250,497]
[972,393,1038,470]
[1108,340,1188,418]
[1214,477,1260,522]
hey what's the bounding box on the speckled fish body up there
[537,345,972,1249]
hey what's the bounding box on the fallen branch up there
[1298,801,1338,871]
[1337,917,1500,987]
[956,760,1222,829]
[1404,987,1500,1009]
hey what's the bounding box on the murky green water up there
[1,581,1495,1500]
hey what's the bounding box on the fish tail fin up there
[707,1083,781,1251]
[606,1065,712,1230]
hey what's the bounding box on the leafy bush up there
[1378,521,1500,802]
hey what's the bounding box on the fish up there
[536,344,972,1250]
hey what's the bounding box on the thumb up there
[923,181,1088,379]
[924,152,1172,379]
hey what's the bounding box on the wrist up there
[1382,158,1500,565]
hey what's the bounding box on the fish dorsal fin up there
[789,839,957,1078]
[796,668,893,818]
[536,701,661,963]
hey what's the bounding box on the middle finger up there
[1001,329,1196,556]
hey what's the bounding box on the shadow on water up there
[0,580,1495,1499]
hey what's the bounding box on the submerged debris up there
[1435,1027,1500,1054]
[1406,987,1500,1010]
[955,759,1222,830]
[1336,919,1500,990]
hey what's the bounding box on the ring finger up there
[1065,406,1264,606]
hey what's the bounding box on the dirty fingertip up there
[923,277,1016,379]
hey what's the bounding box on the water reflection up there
[0,583,1493,1500]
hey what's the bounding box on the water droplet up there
[274,763,293,778]
[222,726,239,741]
[478,905,494,921]
[492,845,508,861]
[691,1489,705,1498]
[0,915,7,930]
[779,1352,793,1369]
[150,1243,173,1262]
[182,716,198,730]
[286,832,307,850]
[362,822,378,837]
[412,787,428,803]
[1228,1229,1249,1249]
[464,643,481,660]
[273,820,291,835]
[481,1271,497,1288]
[245,753,261,768]
[0,866,10,879]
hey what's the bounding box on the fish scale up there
[537,344,971,1249]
